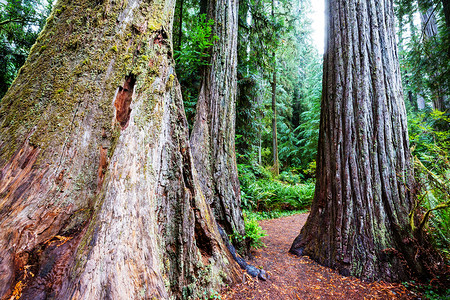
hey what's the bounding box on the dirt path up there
[221,213,418,299]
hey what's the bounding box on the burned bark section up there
[15,225,87,300]
[1,183,92,300]
[0,144,40,216]
[114,74,136,129]
[0,124,102,299]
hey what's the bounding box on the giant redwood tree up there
[0,0,241,299]
[190,0,245,245]
[290,0,440,281]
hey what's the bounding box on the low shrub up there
[409,110,450,260]
[243,212,267,249]
[230,210,267,250]
[278,170,304,185]
[242,179,314,211]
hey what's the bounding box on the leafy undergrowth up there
[238,163,314,211]
[409,111,450,264]
[237,164,314,249]
[237,163,314,251]
[402,281,450,300]
[241,211,267,249]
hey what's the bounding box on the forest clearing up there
[0,0,449,299]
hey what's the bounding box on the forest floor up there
[220,213,419,299]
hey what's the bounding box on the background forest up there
[1,0,449,296]
[171,0,450,267]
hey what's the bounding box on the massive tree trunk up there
[190,0,245,246]
[290,0,436,282]
[0,0,240,299]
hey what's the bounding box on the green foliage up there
[236,0,323,173]
[422,288,450,300]
[278,169,304,185]
[228,209,267,250]
[402,280,450,300]
[238,163,314,211]
[397,0,450,261]
[175,14,217,76]
[0,0,52,100]
[294,51,322,168]
[408,110,450,258]
[303,160,316,178]
[396,0,449,113]
[243,209,308,221]
[174,14,217,127]
[242,211,267,249]
[249,179,314,211]
[403,32,449,111]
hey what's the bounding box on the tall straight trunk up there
[420,6,445,111]
[270,0,279,176]
[442,0,450,40]
[290,0,437,282]
[0,0,240,299]
[442,0,450,59]
[175,0,184,52]
[258,131,262,165]
[190,0,245,245]
[271,66,279,176]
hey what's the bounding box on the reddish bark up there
[290,0,442,282]
[190,0,245,248]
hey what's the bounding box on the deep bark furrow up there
[190,0,244,245]
[289,0,437,281]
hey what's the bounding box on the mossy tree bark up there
[290,0,439,281]
[0,0,240,299]
[190,0,245,247]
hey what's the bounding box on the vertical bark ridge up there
[290,0,431,282]
[190,0,245,245]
